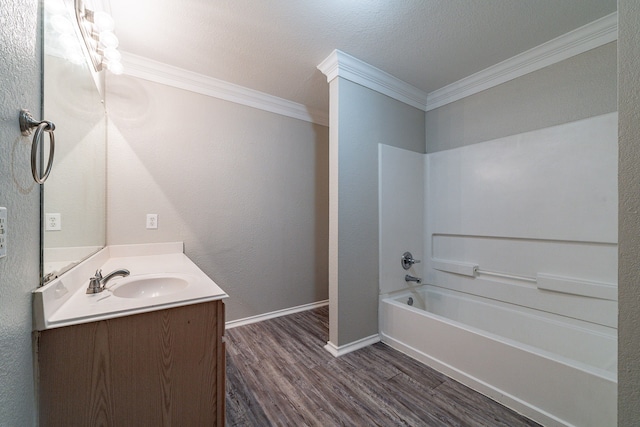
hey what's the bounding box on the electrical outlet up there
[45,213,62,231]
[0,207,6,258]
[146,214,158,229]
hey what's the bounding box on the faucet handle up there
[401,252,421,270]
[86,271,103,294]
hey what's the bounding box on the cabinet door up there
[38,301,224,426]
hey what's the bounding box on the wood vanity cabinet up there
[36,300,225,426]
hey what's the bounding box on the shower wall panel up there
[425,112,618,328]
[378,144,425,294]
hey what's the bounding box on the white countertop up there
[33,242,228,331]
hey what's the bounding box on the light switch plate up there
[0,207,7,258]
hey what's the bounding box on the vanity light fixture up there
[45,0,84,65]
[74,0,123,74]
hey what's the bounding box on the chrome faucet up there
[401,252,421,270]
[405,274,422,284]
[86,268,130,294]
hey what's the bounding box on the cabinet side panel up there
[217,302,226,427]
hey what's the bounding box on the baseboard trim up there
[225,299,329,329]
[324,334,381,358]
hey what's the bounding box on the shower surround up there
[378,113,618,426]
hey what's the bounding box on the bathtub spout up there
[405,274,421,284]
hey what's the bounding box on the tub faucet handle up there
[401,252,421,270]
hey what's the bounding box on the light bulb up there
[50,15,74,34]
[58,33,78,51]
[103,47,121,62]
[107,61,124,75]
[66,50,85,65]
[99,31,119,49]
[45,0,66,16]
[93,11,115,32]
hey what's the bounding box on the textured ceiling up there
[109,0,617,113]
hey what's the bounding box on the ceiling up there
[108,0,617,114]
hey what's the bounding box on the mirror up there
[41,0,106,283]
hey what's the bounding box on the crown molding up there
[317,50,429,111]
[117,12,617,125]
[425,12,618,111]
[317,13,617,113]
[120,52,329,126]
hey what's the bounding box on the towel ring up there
[20,109,56,184]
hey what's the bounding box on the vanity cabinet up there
[36,300,225,426]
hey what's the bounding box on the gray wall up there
[330,78,424,346]
[106,75,329,321]
[426,42,617,152]
[618,1,640,424]
[0,0,41,425]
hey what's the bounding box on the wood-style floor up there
[225,306,541,427]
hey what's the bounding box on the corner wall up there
[378,145,425,296]
[618,1,640,424]
[426,42,617,152]
[329,78,425,347]
[0,0,42,424]
[105,75,329,322]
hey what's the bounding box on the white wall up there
[378,144,424,295]
[0,0,41,424]
[425,113,617,329]
[379,114,617,330]
[105,74,328,321]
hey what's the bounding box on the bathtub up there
[379,285,617,427]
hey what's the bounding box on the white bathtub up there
[379,285,617,427]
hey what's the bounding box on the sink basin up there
[32,244,230,331]
[111,275,190,299]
